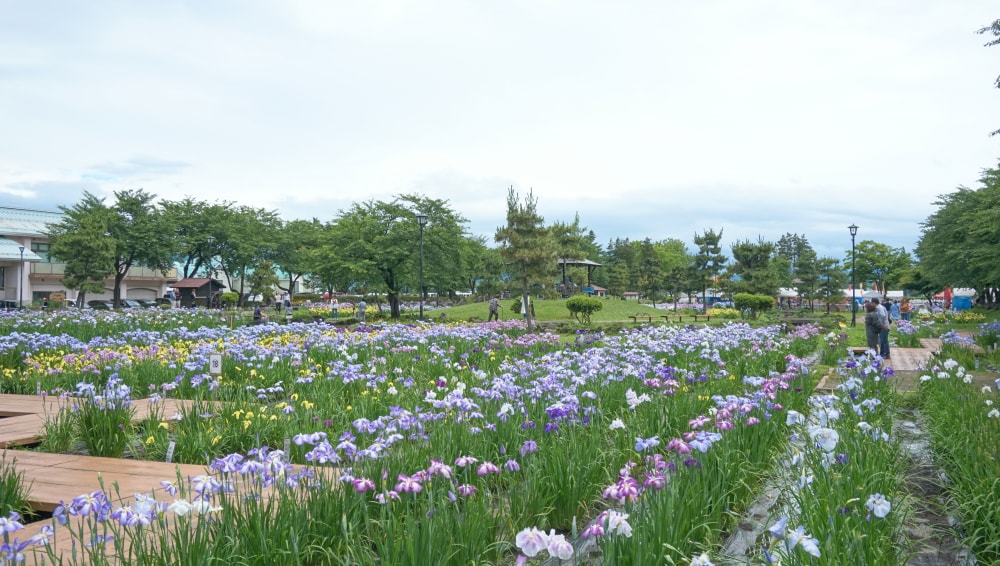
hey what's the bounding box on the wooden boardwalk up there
[3,451,209,564]
[0,395,203,448]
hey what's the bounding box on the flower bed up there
[0,310,844,564]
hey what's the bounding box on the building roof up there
[0,237,42,261]
[0,207,64,237]
[171,278,222,288]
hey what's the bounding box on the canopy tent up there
[777,288,798,297]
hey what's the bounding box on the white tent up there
[777,287,798,297]
[862,290,882,299]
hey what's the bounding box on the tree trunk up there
[521,275,532,332]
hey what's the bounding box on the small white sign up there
[165,441,176,463]
[209,354,223,375]
[284,437,291,458]
[36,381,41,396]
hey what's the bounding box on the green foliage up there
[733,293,775,318]
[330,194,468,318]
[47,192,118,307]
[848,240,912,295]
[105,189,178,307]
[495,187,557,330]
[817,257,848,314]
[729,237,780,296]
[0,453,31,518]
[564,294,603,323]
[692,228,727,303]
[916,162,1000,304]
[220,292,240,307]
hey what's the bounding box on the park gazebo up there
[172,277,225,307]
[557,258,602,297]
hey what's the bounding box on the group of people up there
[863,297,912,359]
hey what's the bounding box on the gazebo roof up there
[558,258,602,267]
[172,277,223,289]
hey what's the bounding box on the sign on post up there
[209,354,223,375]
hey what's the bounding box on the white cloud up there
[1,1,997,256]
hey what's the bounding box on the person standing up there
[331,297,339,321]
[487,295,500,322]
[890,300,901,322]
[253,304,263,325]
[873,298,890,359]
[864,302,881,353]
[356,299,367,324]
[899,298,912,321]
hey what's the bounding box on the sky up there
[1,1,997,260]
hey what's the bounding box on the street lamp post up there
[205,236,214,308]
[849,224,858,327]
[416,214,428,320]
[18,246,24,309]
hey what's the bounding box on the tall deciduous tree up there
[47,192,117,307]
[495,187,556,331]
[916,161,1000,307]
[274,218,325,299]
[105,190,176,307]
[329,194,467,318]
[849,240,913,297]
[978,19,1000,136]
[693,228,727,304]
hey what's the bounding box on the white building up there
[0,206,177,306]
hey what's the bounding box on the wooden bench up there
[690,314,711,323]
[661,314,685,323]
[629,314,656,324]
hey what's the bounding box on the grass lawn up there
[433,297,705,324]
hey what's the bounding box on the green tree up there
[654,238,693,308]
[729,237,779,296]
[816,257,848,315]
[218,205,282,305]
[604,238,639,297]
[274,218,325,299]
[329,194,467,318]
[247,260,281,304]
[692,228,727,304]
[104,190,176,308]
[897,267,940,302]
[551,214,602,293]
[495,187,557,331]
[849,240,913,297]
[47,192,117,307]
[160,197,225,279]
[774,233,819,307]
[916,162,1000,307]
[978,19,1000,136]
[636,238,664,304]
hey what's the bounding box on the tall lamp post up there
[849,224,858,327]
[18,246,24,309]
[416,213,428,320]
[205,236,214,308]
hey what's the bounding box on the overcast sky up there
[1,1,997,259]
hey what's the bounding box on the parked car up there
[121,300,144,309]
[87,300,113,310]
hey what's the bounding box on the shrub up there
[220,292,240,308]
[733,293,775,319]
[565,294,603,324]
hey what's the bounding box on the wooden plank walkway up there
[3,450,209,565]
[0,395,206,448]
